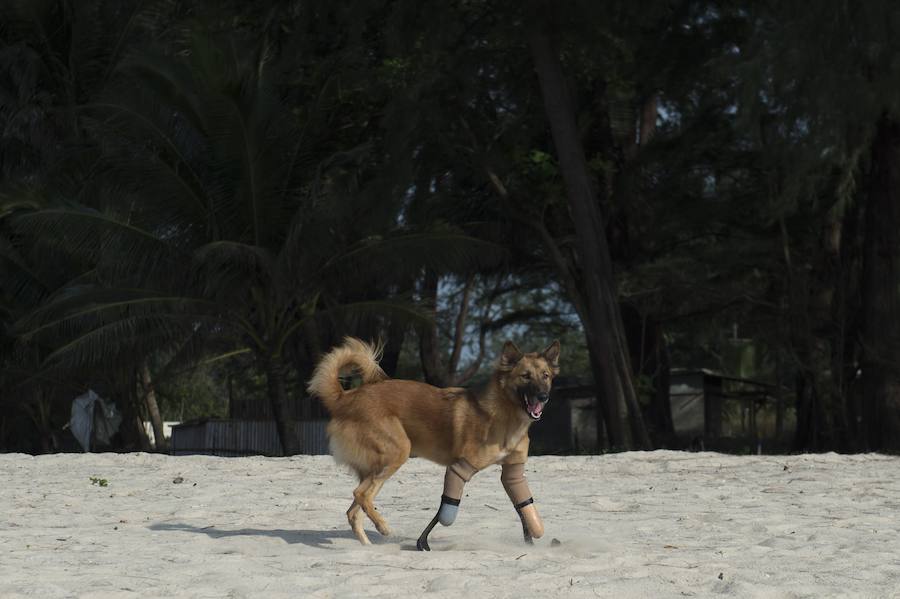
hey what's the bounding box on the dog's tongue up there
[527,397,544,417]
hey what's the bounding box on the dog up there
[307,337,560,549]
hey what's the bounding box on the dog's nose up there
[537,392,550,403]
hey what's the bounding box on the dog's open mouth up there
[523,395,545,420]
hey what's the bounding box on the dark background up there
[2,1,898,455]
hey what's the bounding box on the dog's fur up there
[307,337,560,544]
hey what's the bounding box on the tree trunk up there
[418,270,451,387]
[652,330,674,439]
[793,368,823,451]
[622,304,674,441]
[266,354,300,456]
[26,393,54,453]
[786,290,829,452]
[119,372,152,452]
[528,17,650,450]
[860,114,900,451]
[825,195,863,451]
[583,332,629,449]
[140,363,168,453]
[639,94,658,146]
[227,374,235,419]
[485,168,618,449]
[380,313,408,377]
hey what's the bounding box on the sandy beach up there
[1,450,898,598]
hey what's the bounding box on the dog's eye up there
[542,371,550,379]
[521,372,530,380]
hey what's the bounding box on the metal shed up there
[171,419,330,456]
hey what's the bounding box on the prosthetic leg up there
[501,462,544,543]
[416,459,477,551]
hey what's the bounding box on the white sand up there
[1,451,898,598]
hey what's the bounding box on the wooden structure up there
[528,378,600,454]
[669,369,786,451]
[530,371,788,454]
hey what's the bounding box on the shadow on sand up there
[148,522,398,549]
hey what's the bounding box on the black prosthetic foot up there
[416,514,440,551]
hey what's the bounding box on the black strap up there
[514,497,534,511]
[441,494,461,506]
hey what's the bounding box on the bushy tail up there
[306,337,387,411]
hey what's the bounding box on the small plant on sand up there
[89,477,108,487]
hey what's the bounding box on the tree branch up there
[448,274,474,375]
[484,166,589,322]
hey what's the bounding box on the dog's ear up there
[542,340,561,374]
[499,341,523,370]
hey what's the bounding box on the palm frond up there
[317,228,506,291]
[15,287,221,342]
[0,235,48,305]
[39,313,197,372]
[192,240,277,304]
[11,206,186,284]
[277,299,432,355]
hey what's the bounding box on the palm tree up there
[6,23,493,455]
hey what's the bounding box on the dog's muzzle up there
[523,392,550,420]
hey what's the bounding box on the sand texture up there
[1,451,898,598]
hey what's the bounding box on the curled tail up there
[306,337,387,411]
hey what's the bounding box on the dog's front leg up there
[416,459,478,551]
[501,462,544,543]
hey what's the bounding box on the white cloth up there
[69,390,121,451]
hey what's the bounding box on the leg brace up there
[417,459,478,550]
[501,463,544,539]
[437,459,478,525]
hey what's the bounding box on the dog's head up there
[497,340,560,421]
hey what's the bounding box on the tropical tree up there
[721,1,900,451]
[5,15,493,455]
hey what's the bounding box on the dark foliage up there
[2,0,899,453]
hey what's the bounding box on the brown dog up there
[307,337,560,549]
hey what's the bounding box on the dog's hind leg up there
[355,474,391,536]
[357,459,407,536]
[356,422,411,538]
[333,428,388,544]
[347,468,378,545]
[339,419,410,544]
[346,496,371,545]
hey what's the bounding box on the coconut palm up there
[6,24,494,455]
